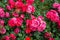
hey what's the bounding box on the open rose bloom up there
[26,16,46,32]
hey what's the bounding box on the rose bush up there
[0,0,60,40]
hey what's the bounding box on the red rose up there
[14,28,20,34]
[26,4,35,14]
[8,17,23,27]
[10,34,16,40]
[0,27,6,34]
[25,28,31,34]
[25,36,31,40]
[8,0,15,8]
[1,36,10,40]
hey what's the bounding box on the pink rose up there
[37,21,46,32]
[26,4,35,14]
[53,3,60,8]
[46,10,59,22]
[5,12,10,18]
[0,19,4,26]
[8,17,23,27]
[44,32,51,39]
[57,6,60,13]
[0,7,5,18]
[15,1,24,9]
[1,36,10,40]
[0,27,6,34]
[14,28,20,34]
[8,18,16,27]
[8,0,15,8]
[26,16,46,32]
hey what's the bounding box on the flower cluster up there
[1,34,16,40]
[26,15,46,34]
[44,32,54,40]
[46,2,60,40]
[0,19,6,34]
[0,0,60,40]
[0,0,47,40]
[46,10,59,22]
[0,8,10,18]
[7,0,35,14]
[8,17,23,27]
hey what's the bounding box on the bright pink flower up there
[53,3,60,8]
[8,17,23,27]
[10,34,16,40]
[44,32,51,39]
[48,38,55,40]
[57,6,60,13]
[20,14,25,19]
[5,12,10,18]
[6,5,11,10]
[15,1,24,9]
[1,36,10,40]
[8,18,16,27]
[21,5,26,12]
[30,18,40,28]
[0,7,5,18]
[37,16,46,32]
[12,11,19,17]
[15,17,23,27]
[26,0,34,4]
[38,16,44,20]
[8,0,15,8]
[14,28,20,34]
[26,16,46,32]
[0,19,4,26]
[26,4,35,14]
[37,21,46,32]
[0,27,6,34]
[46,10,59,22]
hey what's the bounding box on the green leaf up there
[5,26,10,30]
